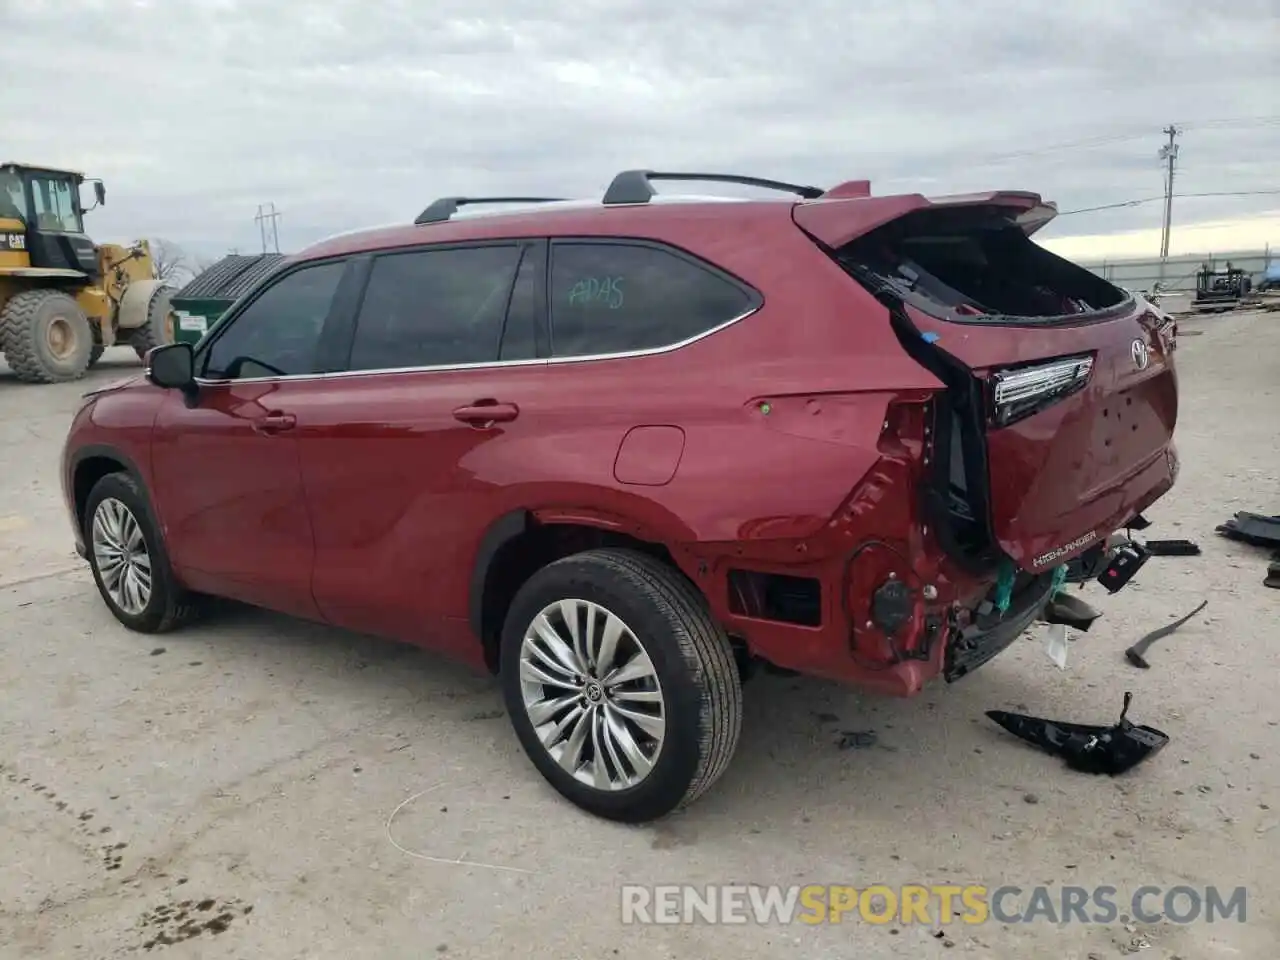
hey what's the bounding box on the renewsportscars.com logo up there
[620,884,1248,926]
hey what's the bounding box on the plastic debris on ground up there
[1043,623,1070,669]
[1141,538,1201,557]
[1216,511,1280,548]
[986,692,1169,775]
[1124,599,1208,669]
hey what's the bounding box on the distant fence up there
[1077,247,1275,293]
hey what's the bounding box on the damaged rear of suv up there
[64,170,1178,823]
[788,187,1178,687]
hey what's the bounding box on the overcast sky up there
[3,0,1277,261]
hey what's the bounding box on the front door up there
[150,257,351,619]
[293,240,547,656]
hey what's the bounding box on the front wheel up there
[500,548,742,822]
[83,472,201,633]
[0,289,94,383]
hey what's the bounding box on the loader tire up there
[0,289,95,383]
[128,285,175,361]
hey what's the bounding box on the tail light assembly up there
[990,355,1094,427]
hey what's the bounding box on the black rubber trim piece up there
[66,443,145,552]
[468,510,531,640]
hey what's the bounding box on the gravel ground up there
[1,311,1277,959]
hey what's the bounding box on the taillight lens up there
[990,355,1094,426]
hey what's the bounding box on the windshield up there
[0,170,25,223]
[30,175,82,233]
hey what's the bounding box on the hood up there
[82,374,146,402]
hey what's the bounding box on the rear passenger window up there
[348,245,522,371]
[550,242,755,357]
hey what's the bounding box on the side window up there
[0,172,26,222]
[202,261,345,380]
[348,245,522,371]
[30,177,81,233]
[549,242,755,357]
[499,247,539,362]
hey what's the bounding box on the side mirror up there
[146,342,195,391]
[94,181,106,206]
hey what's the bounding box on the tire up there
[83,471,200,633]
[128,285,175,361]
[0,289,94,383]
[500,548,742,822]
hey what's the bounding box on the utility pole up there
[1158,125,1180,262]
[253,202,282,254]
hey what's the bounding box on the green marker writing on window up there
[567,276,625,309]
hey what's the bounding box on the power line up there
[1056,189,1280,217]
[964,115,1279,167]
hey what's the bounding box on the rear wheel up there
[84,472,201,633]
[500,549,742,822]
[0,289,94,383]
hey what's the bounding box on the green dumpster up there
[169,254,287,345]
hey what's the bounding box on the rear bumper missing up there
[944,571,1057,682]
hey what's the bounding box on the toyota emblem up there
[1131,339,1150,370]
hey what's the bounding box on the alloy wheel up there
[91,497,153,616]
[518,598,667,791]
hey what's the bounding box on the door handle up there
[452,401,519,427]
[252,412,297,435]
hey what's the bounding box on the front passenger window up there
[202,261,345,380]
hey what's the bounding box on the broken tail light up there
[990,355,1094,427]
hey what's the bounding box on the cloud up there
[1040,210,1280,262]
[2,0,1277,258]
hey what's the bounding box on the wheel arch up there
[70,443,147,534]
[468,508,690,674]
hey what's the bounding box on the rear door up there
[796,194,1178,571]
[292,239,549,655]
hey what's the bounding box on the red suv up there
[61,171,1179,822]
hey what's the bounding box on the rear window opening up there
[835,206,1129,323]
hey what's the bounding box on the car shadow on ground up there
[174,597,1070,841]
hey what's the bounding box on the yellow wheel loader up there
[0,162,175,383]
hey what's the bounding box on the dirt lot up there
[2,312,1277,960]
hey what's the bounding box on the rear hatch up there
[795,191,1179,572]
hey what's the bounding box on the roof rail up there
[414,196,568,225]
[602,170,825,205]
